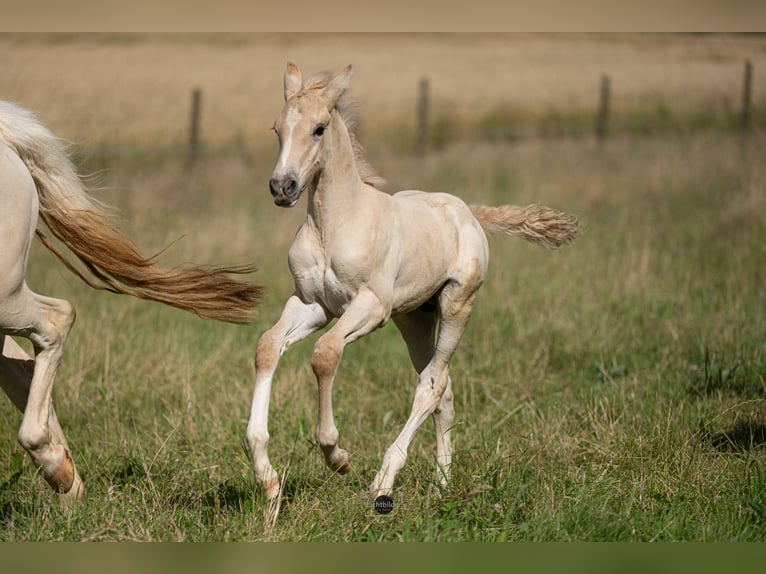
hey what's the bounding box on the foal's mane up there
[303,71,386,190]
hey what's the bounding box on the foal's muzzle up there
[269,174,301,208]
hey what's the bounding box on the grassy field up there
[0,34,765,541]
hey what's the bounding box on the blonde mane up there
[302,71,386,190]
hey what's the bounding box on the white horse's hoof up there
[59,474,85,507]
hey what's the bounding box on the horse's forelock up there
[302,71,335,92]
[300,71,356,126]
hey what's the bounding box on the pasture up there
[0,33,765,541]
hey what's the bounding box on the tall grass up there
[1,124,764,541]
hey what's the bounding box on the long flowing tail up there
[0,101,263,324]
[469,203,581,249]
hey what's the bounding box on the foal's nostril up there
[284,177,297,196]
[269,177,280,197]
[270,176,298,198]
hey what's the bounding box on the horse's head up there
[269,62,354,208]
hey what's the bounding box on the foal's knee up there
[311,337,342,380]
[254,330,281,372]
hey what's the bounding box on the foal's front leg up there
[247,294,328,500]
[311,289,389,474]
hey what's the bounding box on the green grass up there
[1,128,765,541]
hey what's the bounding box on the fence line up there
[741,60,753,131]
[595,74,611,144]
[186,87,202,168]
[412,60,757,154]
[415,77,430,157]
[73,61,759,163]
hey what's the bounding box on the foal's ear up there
[284,62,302,101]
[321,64,354,109]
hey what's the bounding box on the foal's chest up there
[288,229,360,316]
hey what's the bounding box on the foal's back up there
[388,190,489,315]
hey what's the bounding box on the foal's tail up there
[470,203,581,249]
[0,101,263,324]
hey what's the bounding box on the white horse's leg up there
[393,309,454,487]
[247,294,329,500]
[0,289,83,503]
[1,147,83,503]
[0,334,84,503]
[370,282,478,498]
[312,289,389,474]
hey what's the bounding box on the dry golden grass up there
[0,33,763,146]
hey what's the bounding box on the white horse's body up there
[0,101,262,503]
[246,63,580,510]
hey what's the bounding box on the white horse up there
[246,63,580,507]
[0,101,263,503]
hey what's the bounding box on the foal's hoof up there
[330,453,351,475]
[368,486,392,499]
[264,476,281,501]
[324,447,351,475]
[333,460,351,475]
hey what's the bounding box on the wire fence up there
[413,59,760,155]
[77,59,760,168]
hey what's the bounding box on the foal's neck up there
[307,113,364,239]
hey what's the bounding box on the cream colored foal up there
[247,63,580,507]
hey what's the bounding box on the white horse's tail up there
[0,101,263,324]
[469,203,581,249]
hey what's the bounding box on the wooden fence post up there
[187,88,202,166]
[416,77,429,157]
[741,60,752,131]
[596,74,611,143]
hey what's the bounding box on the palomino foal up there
[247,63,580,505]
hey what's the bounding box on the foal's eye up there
[313,124,326,138]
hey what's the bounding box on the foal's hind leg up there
[394,309,455,488]
[370,280,480,498]
[434,377,455,486]
[0,290,83,503]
